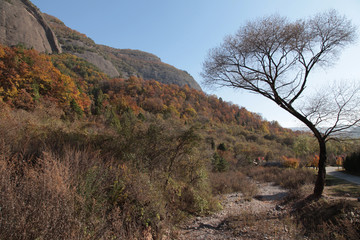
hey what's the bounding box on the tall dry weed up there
[295,199,360,240]
[210,171,258,199]
[0,146,165,239]
[0,153,80,239]
[0,108,218,239]
[245,166,315,190]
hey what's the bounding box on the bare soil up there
[176,182,297,240]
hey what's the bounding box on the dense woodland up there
[0,44,358,238]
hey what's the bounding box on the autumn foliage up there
[100,76,288,134]
[307,155,320,169]
[282,156,300,169]
[0,44,293,138]
[0,45,90,112]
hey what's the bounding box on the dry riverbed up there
[176,182,299,240]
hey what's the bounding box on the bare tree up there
[202,10,358,198]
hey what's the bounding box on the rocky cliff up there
[0,0,61,53]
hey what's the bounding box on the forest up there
[1,44,359,239]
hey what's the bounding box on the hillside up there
[0,43,288,136]
[0,43,301,169]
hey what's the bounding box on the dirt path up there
[176,182,292,240]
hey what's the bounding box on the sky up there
[31,0,360,128]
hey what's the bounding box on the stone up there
[0,0,61,53]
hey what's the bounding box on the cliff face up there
[0,0,61,53]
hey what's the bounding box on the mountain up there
[0,0,61,53]
[350,127,360,138]
[341,126,360,139]
[44,14,201,90]
[0,0,201,91]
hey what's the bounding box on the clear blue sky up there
[32,0,360,128]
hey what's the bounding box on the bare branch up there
[202,10,358,142]
[301,81,360,138]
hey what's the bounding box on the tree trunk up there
[313,139,327,198]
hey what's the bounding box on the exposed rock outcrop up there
[0,0,61,53]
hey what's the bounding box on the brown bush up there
[246,166,283,182]
[0,146,169,239]
[0,152,81,239]
[295,199,360,240]
[210,171,258,199]
[0,109,217,239]
[245,166,315,190]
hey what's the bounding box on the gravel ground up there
[176,182,293,240]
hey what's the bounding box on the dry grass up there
[209,171,258,200]
[224,211,301,239]
[294,198,360,240]
[245,166,316,190]
[0,146,167,239]
[0,151,81,239]
[0,108,220,239]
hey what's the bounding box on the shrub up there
[295,199,360,240]
[0,147,167,240]
[217,143,226,151]
[0,109,220,239]
[277,168,315,189]
[246,166,283,182]
[306,155,319,168]
[209,171,258,199]
[282,156,300,169]
[0,152,81,239]
[245,166,315,190]
[211,152,229,172]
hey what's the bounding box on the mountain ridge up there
[44,13,202,90]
